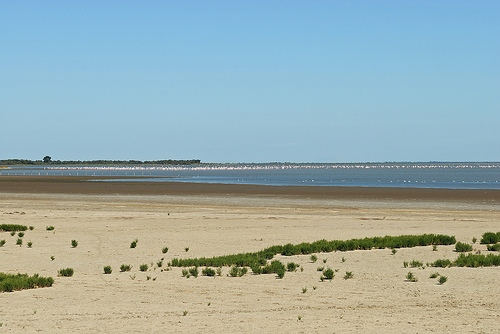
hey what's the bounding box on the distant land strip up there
[0,159,201,166]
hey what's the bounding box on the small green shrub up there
[310,254,318,263]
[287,262,298,272]
[391,248,397,255]
[302,287,307,293]
[0,240,5,247]
[71,240,78,248]
[480,232,500,244]
[202,267,216,277]
[343,271,354,280]
[162,247,169,254]
[472,237,477,244]
[216,267,222,276]
[46,226,55,231]
[185,247,190,252]
[27,241,32,248]
[341,257,346,263]
[317,266,324,271]
[432,245,438,251]
[103,266,112,274]
[130,239,138,248]
[403,261,409,268]
[229,266,247,277]
[181,269,190,278]
[29,226,34,231]
[322,268,334,280]
[139,264,148,272]
[50,256,55,261]
[18,232,25,238]
[10,231,15,236]
[16,238,22,246]
[250,264,262,274]
[429,272,440,279]
[120,264,132,272]
[438,275,448,284]
[157,260,163,267]
[406,271,417,282]
[431,259,452,267]
[58,268,74,277]
[323,259,327,263]
[455,242,473,253]
[486,243,500,251]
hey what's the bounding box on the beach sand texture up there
[1,177,499,333]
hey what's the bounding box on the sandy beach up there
[1,176,499,333]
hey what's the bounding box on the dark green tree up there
[43,156,52,163]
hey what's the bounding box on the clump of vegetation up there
[50,256,55,261]
[317,266,324,271]
[321,268,335,281]
[139,264,148,272]
[130,239,138,248]
[343,271,354,280]
[157,260,163,267]
[120,264,132,272]
[185,247,190,252]
[472,237,477,244]
[188,267,199,278]
[486,243,500,251]
[403,261,409,268]
[103,266,112,274]
[302,287,307,293]
[341,257,346,263]
[409,260,424,268]
[391,248,397,255]
[202,267,216,277]
[0,224,27,232]
[438,275,448,285]
[58,268,74,277]
[229,266,248,277]
[183,310,188,316]
[406,271,418,282]
[250,264,262,275]
[10,231,15,236]
[310,254,318,263]
[29,226,34,231]
[0,240,5,247]
[18,232,25,238]
[71,240,78,248]
[46,226,55,231]
[27,241,32,248]
[216,267,222,276]
[432,245,438,251]
[455,242,473,253]
[431,253,500,268]
[181,269,190,278]
[162,246,169,254]
[16,238,22,246]
[480,232,500,244]
[168,234,457,268]
[0,273,54,292]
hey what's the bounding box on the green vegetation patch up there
[431,253,500,268]
[486,243,500,251]
[455,242,473,253]
[0,273,54,292]
[481,232,500,244]
[169,234,456,268]
[0,224,27,232]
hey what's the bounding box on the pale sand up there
[0,178,499,333]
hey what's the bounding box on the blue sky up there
[1,1,499,163]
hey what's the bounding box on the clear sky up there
[1,1,499,163]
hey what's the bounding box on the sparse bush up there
[323,259,327,263]
[181,269,189,278]
[18,232,24,238]
[486,243,500,251]
[310,254,318,263]
[343,271,354,280]
[103,266,112,274]
[185,247,190,252]
[302,287,307,293]
[71,240,78,248]
[438,275,448,284]
[403,261,409,268]
[480,232,500,244]
[472,237,477,244]
[229,266,247,277]
[16,238,22,246]
[432,245,438,251]
[130,239,138,248]
[162,247,169,254]
[58,268,74,277]
[157,260,163,267]
[46,226,55,231]
[0,240,5,247]
[139,264,148,272]
[10,231,15,236]
[29,226,34,231]
[50,256,55,261]
[120,264,132,272]
[391,248,397,255]
[27,241,32,248]
[429,272,440,278]
[341,257,346,263]
[410,260,423,268]
[216,267,222,276]
[455,242,472,253]
[431,259,452,267]
[406,271,417,282]
[250,264,262,275]
[202,267,216,277]
[317,266,324,271]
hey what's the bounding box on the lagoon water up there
[2,163,500,190]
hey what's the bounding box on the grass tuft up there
[120,264,132,272]
[0,273,54,292]
[58,268,74,277]
[103,266,112,274]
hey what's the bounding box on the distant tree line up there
[0,157,201,166]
